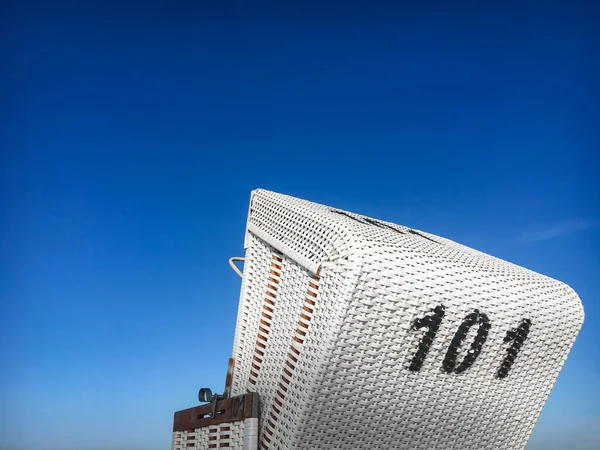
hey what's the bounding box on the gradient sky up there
[1,1,598,449]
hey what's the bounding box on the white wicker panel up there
[271,257,362,450]
[239,253,320,447]
[229,190,584,450]
[230,233,278,397]
[297,244,582,449]
[171,421,249,450]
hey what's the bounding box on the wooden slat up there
[173,393,258,432]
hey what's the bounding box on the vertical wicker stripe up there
[261,275,320,449]
[248,253,283,388]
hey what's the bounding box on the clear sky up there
[1,1,598,449]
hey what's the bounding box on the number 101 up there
[408,305,531,379]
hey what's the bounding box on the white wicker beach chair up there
[173,189,584,450]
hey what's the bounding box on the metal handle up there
[229,257,245,278]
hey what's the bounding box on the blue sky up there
[1,1,598,449]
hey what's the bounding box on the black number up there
[408,306,530,378]
[497,319,531,379]
[443,310,491,374]
[409,305,446,371]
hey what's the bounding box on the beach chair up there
[172,189,584,450]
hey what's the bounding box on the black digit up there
[443,310,491,374]
[409,305,446,372]
[497,319,531,379]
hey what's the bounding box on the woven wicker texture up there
[229,189,584,450]
[172,422,241,449]
[172,419,258,450]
